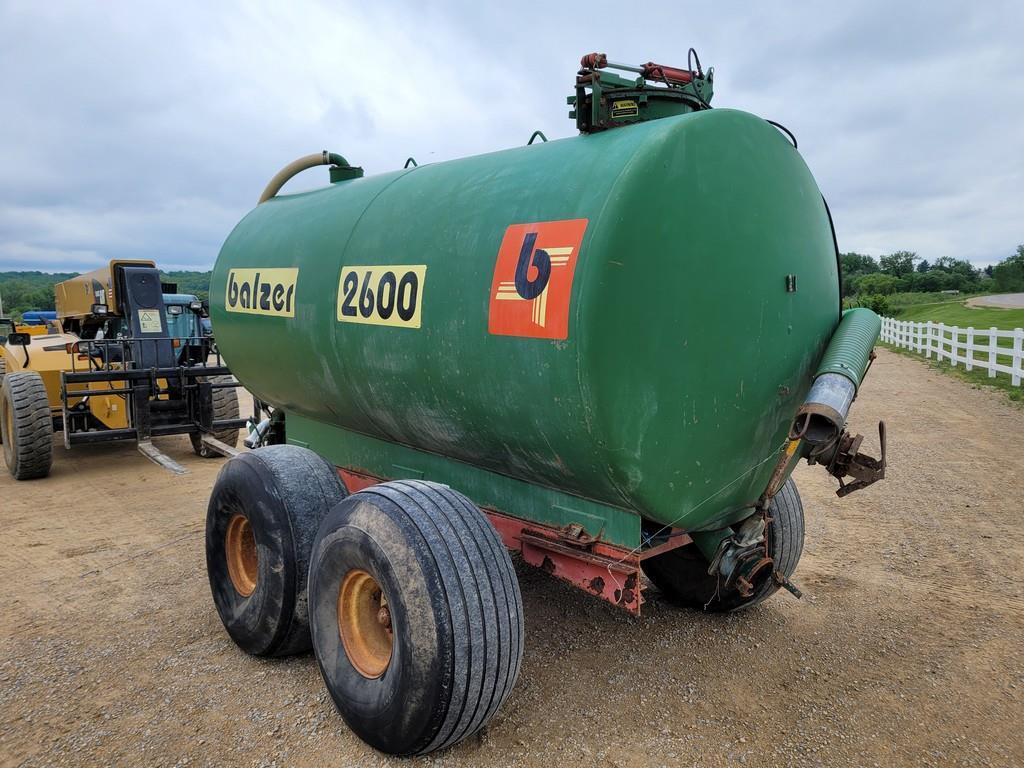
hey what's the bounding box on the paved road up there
[1,348,1022,767]
[967,292,1024,308]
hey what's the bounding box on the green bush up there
[845,293,891,316]
[859,294,891,316]
[855,273,900,295]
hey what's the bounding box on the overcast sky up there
[1,0,1022,272]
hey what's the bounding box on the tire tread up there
[354,480,523,755]
[1,371,53,480]
[205,444,347,657]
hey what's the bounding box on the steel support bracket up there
[831,421,887,497]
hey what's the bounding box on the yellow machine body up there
[0,334,130,429]
[54,259,155,320]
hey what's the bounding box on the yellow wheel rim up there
[338,569,393,678]
[225,513,258,597]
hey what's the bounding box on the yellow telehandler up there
[0,259,244,479]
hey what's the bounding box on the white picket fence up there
[880,317,1024,386]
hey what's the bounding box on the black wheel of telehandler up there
[205,445,348,656]
[308,480,524,756]
[642,478,805,612]
[191,375,240,457]
[0,355,5,443]
[0,371,53,480]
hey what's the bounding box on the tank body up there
[211,109,839,531]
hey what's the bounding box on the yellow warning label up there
[138,309,163,333]
[611,99,639,118]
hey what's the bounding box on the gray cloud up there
[1,0,1021,271]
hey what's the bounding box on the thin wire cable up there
[766,119,798,148]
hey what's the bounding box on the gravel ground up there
[1,347,1022,767]
[966,293,1024,309]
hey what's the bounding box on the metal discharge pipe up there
[792,308,881,445]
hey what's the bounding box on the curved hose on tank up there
[257,151,354,204]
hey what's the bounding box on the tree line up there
[842,245,1024,315]
[0,270,212,319]
[3,247,1024,321]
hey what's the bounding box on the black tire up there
[642,478,805,612]
[191,375,240,457]
[205,444,347,656]
[308,480,524,756]
[0,354,6,444]
[0,371,53,480]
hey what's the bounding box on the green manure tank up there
[215,107,839,532]
[204,52,886,756]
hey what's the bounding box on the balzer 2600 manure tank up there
[205,51,887,756]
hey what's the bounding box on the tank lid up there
[330,164,365,183]
[569,50,714,133]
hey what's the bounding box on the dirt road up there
[1,347,1022,767]
[966,293,1024,309]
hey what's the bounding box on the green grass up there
[891,300,1024,329]
[881,296,1023,406]
[885,291,990,310]
[889,299,1024,353]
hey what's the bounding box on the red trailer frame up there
[339,468,691,615]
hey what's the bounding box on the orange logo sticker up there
[488,219,588,340]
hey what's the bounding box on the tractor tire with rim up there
[308,480,524,756]
[642,477,804,612]
[0,370,53,480]
[205,444,348,656]
[191,375,240,457]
